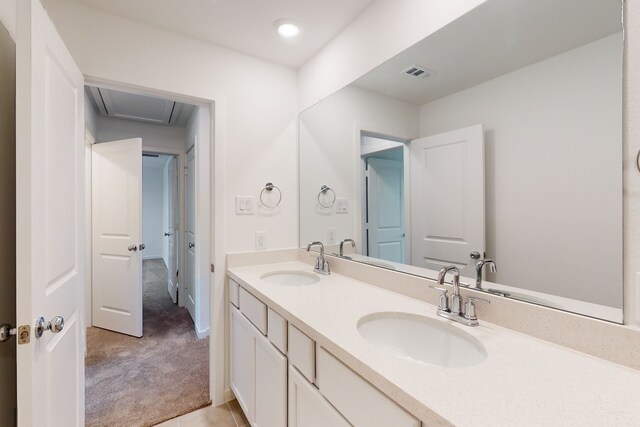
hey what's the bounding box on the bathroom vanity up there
[227,252,640,426]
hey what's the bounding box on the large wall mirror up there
[299,0,624,322]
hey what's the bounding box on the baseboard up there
[196,326,210,339]
[223,388,235,404]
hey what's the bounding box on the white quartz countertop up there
[227,261,640,426]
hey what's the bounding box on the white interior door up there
[185,147,196,322]
[410,124,485,277]
[92,138,143,337]
[367,157,405,263]
[15,0,85,425]
[167,157,178,303]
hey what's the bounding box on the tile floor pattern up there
[154,400,250,427]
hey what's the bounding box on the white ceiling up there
[352,0,622,106]
[65,0,376,68]
[87,86,196,127]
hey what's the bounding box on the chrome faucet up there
[475,259,497,289]
[437,266,462,315]
[339,239,355,258]
[306,241,330,275]
[430,265,490,326]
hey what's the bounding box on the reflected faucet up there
[339,239,356,258]
[475,259,497,289]
[306,241,330,275]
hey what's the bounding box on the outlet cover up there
[255,231,267,250]
[326,227,336,244]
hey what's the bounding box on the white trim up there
[196,326,210,339]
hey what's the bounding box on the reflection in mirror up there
[299,0,623,322]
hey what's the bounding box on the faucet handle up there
[464,296,490,321]
[428,285,449,312]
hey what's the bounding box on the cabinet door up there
[288,365,350,427]
[231,306,256,424]
[255,335,287,427]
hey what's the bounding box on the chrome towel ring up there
[260,182,282,208]
[317,185,336,208]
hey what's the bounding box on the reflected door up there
[92,138,143,337]
[410,124,485,277]
[16,0,86,424]
[185,147,196,322]
[367,157,405,263]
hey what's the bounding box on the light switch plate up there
[336,198,349,213]
[236,196,255,215]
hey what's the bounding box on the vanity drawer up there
[268,308,287,354]
[229,278,240,308]
[239,287,267,335]
[288,324,315,383]
[316,347,420,427]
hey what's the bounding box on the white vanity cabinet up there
[229,277,421,427]
[230,304,287,427]
[288,365,351,427]
[230,306,256,423]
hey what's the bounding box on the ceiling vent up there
[401,65,433,79]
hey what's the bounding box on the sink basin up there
[357,312,487,368]
[260,270,320,286]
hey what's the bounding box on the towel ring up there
[260,182,282,209]
[317,185,336,208]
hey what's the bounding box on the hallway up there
[85,259,210,427]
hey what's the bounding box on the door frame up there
[142,147,185,308]
[355,127,412,261]
[84,76,227,405]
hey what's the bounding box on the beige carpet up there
[86,258,210,427]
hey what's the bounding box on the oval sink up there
[357,312,487,368]
[261,270,320,286]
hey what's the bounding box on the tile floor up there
[154,400,249,427]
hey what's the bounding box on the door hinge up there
[211,264,215,273]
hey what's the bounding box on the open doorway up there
[85,85,211,426]
[360,133,410,264]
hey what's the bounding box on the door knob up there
[128,245,137,252]
[139,243,146,250]
[34,316,64,338]
[189,243,195,248]
[0,324,16,343]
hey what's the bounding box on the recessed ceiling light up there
[274,18,300,38]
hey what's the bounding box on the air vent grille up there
[402,65,432,78]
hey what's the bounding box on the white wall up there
[418,34,623,307]
[142,161,167,260]
[43,0,299,254]
[0,19,16,427]
[624,1,640,326]
[299,85,418,249]
[298,0,486,110]
[84,89,97,137]
[94,115,186,152]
